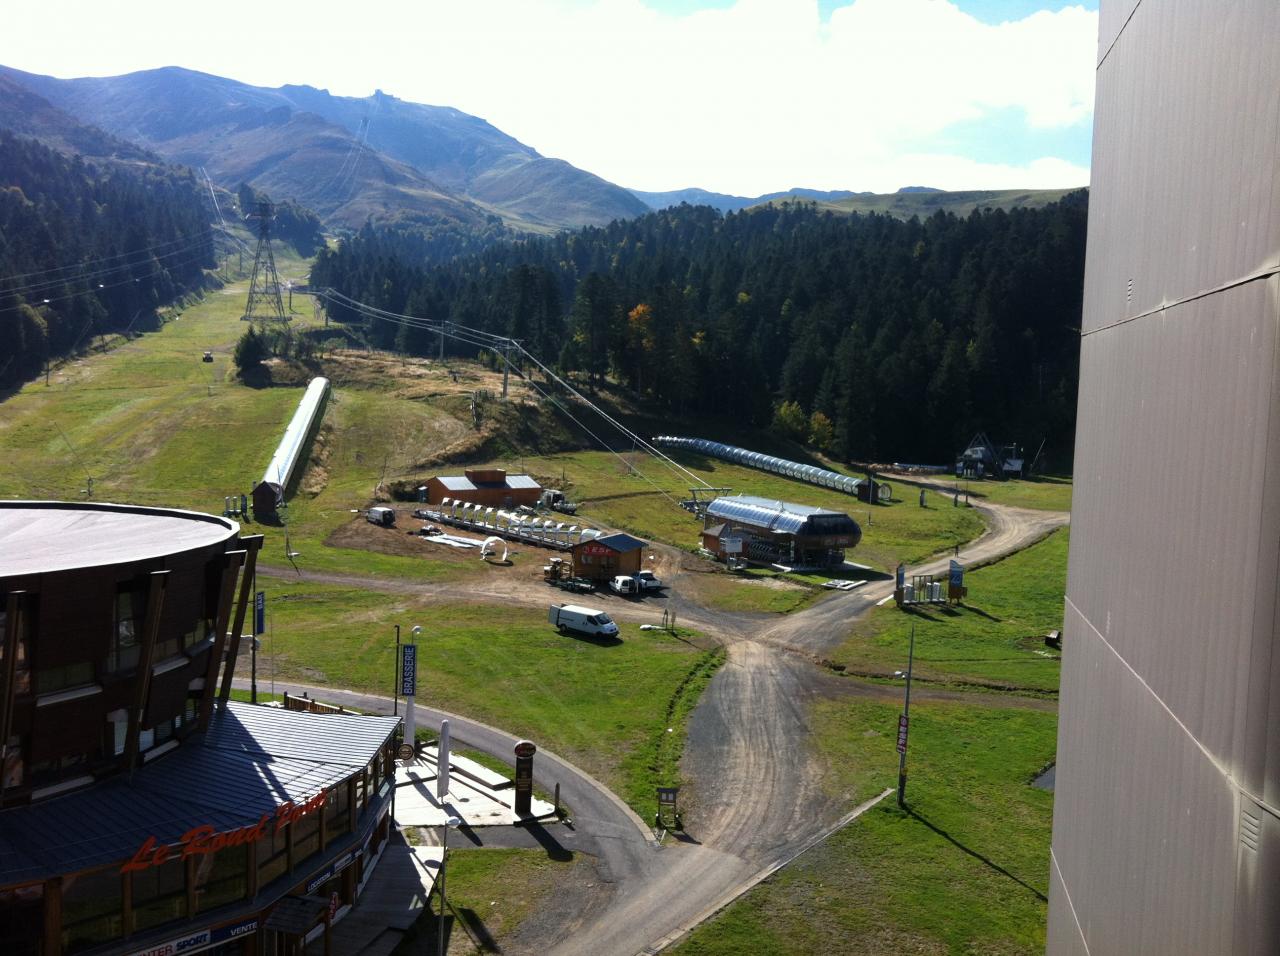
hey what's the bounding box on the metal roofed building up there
[703,495,861,568]
[1048,1,1280,953]
[423,468,542,509]
[0,502,402,955]
[570,531,648,583]
[251,377,330,522]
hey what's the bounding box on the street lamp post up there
[897,624,916,808]
[393,625,400,716]
[438,814,461,955]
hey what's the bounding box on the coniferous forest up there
[311,194,1087,466]
[0,131,214,386]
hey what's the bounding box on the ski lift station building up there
[422,469,542,509]
[570,532,648,584]
[251,377,330,521]
[702,495,861,568]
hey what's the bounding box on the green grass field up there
[942,475,1073,512]
[393,847,585,956]
[832,529,1068,692]
[673,697,1057,955]
[253,576,713,815]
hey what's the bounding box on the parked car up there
[366,506,396,527]
[609,575,640,596]
[548,603,619,637]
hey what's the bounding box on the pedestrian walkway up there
[308,830,442,956]
[395,747,557,828]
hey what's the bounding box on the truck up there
[366,506,396,527]
[549,604,619,638]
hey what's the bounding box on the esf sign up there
[400,643,417,697]
[128,919,256,956]
[579,543,612,557]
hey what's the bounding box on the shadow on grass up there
[558,630,623,647]
[906,807,1047,903]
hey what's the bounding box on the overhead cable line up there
[311,288,713,491]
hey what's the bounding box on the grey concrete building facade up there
[1047,1,1280,953]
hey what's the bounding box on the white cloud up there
[0,0,1096,195]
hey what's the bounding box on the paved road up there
[251,490,1068,954]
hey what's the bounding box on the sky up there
[0,0,1098,197]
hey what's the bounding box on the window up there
[131,855,186,932]
[326,785,351,841]
[2,735,24,789]
[107,717,127,757]
[292,805,320,864]
[109,587,141,673]
[256,825,288,888]
[153,719,173,746]
[182,617,209,651]
[192,844,247,914]
[61,867,123,953]
[36,661,94,695]
[0,883,43,956]
[0,608,31,697]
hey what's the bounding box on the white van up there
[366,506,395,527]
[549,604,619,637]
[609,575,639,596]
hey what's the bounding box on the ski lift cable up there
[1,237,215,299]
[518,370,682,507]
[1,232,208,285]
[0,247,216,315]
[514,342,712,490]
[315,288,711,491]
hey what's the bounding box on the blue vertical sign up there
[949,560,964,588]
[400,644,417,697]
[254,591,265,636]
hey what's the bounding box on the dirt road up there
[258,492,1067,954]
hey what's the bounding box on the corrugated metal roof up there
[0,703,398,885]
[435,477,477,492]
[706,496,859,537]
[505,475,542,490]
[260,378,329,489]
[590,532,648,553]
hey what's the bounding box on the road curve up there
[251,491,1068,955]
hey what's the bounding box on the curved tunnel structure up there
[653,435,891,501]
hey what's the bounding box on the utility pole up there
[501,341,511,399]
[438,321,445,362]
[393,624,400,716]
[897,623,916,808]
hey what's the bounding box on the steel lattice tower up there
[241,200,286,324]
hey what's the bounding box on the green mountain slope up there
[759,187,1082,218]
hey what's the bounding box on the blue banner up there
[949,560,964,588]
[400,644,417,697]
[254,591,265,636]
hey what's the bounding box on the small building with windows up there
[0,502,400,955]
[569,532,648,583]
[422,469,542,509]
[701,495,861,568]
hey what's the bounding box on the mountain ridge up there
[0,64,648,232]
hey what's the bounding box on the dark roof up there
[263,896,326,934]
[586,532,648,553]
[703,523,728,537]
[0,703,399,885]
